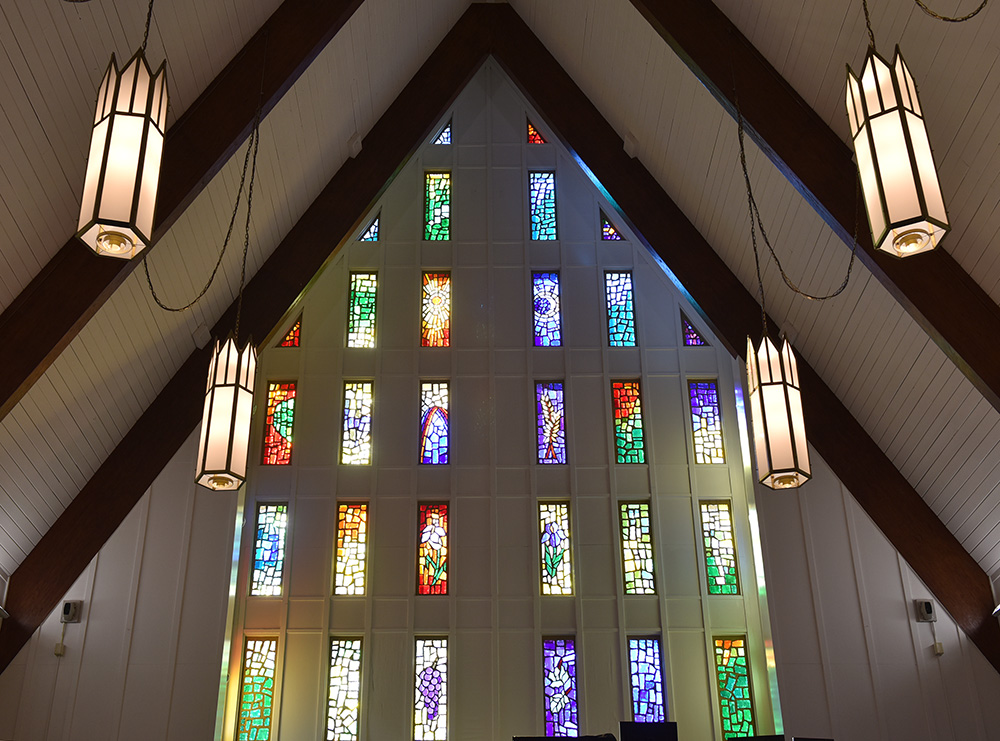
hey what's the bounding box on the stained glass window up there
[237,638,276,741]
[262,382,296,465]
[328,639,362,740]
[527,120,547,144]
[420,381,449,465]
[251,503,287,596]
[700,501,740,595]
[414,638,448,741]
[543,638,578,736]
[359,214,379,241]
[536,382,566,465]
[421,273,451,347]
[714,637,756,738]
[689,381,726,464]
[539,502,572,594]
[612,381,645,464]
[628,638,666,723]
[425,172,451,240]
[601,213,623,240]
[682,314,707,346]
[605,271,636,347]
[433,121,451,145]
[529,172,557,241]
[532,272,562,347]
[348,272,378,348]
[278,317,300,347]
[620,502,655,595]
[334,503,368,595]
[341,382,373,465]
[417,503,449,595]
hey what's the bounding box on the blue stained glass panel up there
[433,122,451,145]
[359,215,379,241]
[530,172,557,240]
[420,382,449,465]
[629,638,666,723]
[689,381,726,463]
[543,638,579,736]
[682,315,707,346]
[536,382,566,464]
[251,504,287,596]
[533,272,562,347]
[605,272,636,347]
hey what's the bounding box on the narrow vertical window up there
[417,503,449,595]
[421,272,451,347]
[425,172,451,240]
[359,213,379,241]
[262,381,296,465]
[432,121,452,145]
[341,381,373,465]
[529,171,557,240]
[700,501,740,595]
[328,639,363,740]
[681,314,707,346]
[278,316,301,347]
[251,503,288,596]
[536,382,567,465]
[689,380,726,463]
[237,638,277,740]
[414,638,448,741]
[601,212,623,240]
[527,119,547,144]
[542,637,579,736]
[532,272,562,347]
[713,637,756,738]
[619,502,655,594]
[628,637,666,723]
[605,271,636,346]
[348,272,378,348]
[334,503,368,595]
[539,502,572,594]
[419,381,449,465]
[612,381,646,464]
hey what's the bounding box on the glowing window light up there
[532,272,563,347]
[278,318,300,347]
[542,637,579,736]
[348,273,378,348]
[421,273,451,347]
[601,213,623,240]
[417,503,449,595]
[612,381,646,464]
[689,381,725,464]
[262,382,296,466]
[682,314,707,346]
[420,382,449,465]
[327,639,363,740]
[605,272,636,347]
[527,120,547,144]
[539,502,573,594]
[334,503,368,595]
[700,501,740,595]
[414,638,448,741]
[628,637,666,723]
[236,638,276,741]
[433,121,452,145]
[536,382,567,465]
[359,214,379,241]
[529,172,557,240]
[620,502,655,595]
[341,382,373,465]
[713,636,756,738]
[250,503,287,596]
[425,172,451,240]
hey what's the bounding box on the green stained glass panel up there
[425,172,451,240]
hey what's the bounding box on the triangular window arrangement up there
[278,316,301,347]
[681,313,707,346]
[601,211,623,240]
[527,119,546,144]
[358,213,380,242]
[432,120,452,145]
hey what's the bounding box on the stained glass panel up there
[237,638,276,741]
[328,639,362,740]
[536,382,566,465]
[263,382,295,465]
[334,503,368,595]
[543,638,578,737]
[251,504,287,596]
[682,315,707,346]
[417,504,449,595]
[620,502,655,594]
[433,121,452,145]
[421,273,451,347]
[414,638,448,741]
[605,272,636,347]
[628,638,666,723]
[601,214,623,240]
[700,502,740,595]
[420,382,449,465]
[348,272,378,348]
[539,502,572,594]
[530,172,557,241]
[527,120,547,144]
[689,381,726,464]
[341,382,373,465]
[714,637,756,738]
[425,172,451,240]
[532,272,563,347]
[612,381,645,464]
[278,317,300,347]
[359,215,379,241]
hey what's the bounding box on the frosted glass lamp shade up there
[196,337,257,490]
[846,46,949,257]
[746,337,811,490]
[76,49,168,259]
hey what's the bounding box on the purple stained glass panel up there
[543,637,578,736]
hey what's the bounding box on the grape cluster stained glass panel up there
[605,272,636,347]
[689,381,726,463]
[527,120,547,144]
[543,638,579,737]
[417,504,449,595]
[263,382,296,465]
[612,381,645,464]
[536,382,566,465]
[328,639,362,740]
[341,382,373,465]
[601,213,623,240]
[433,121,452,145]
[335,503,368,595]
[278,317,300,347]
[539,502,572,594]
[414,638,448,741]
[714,637,756,738]
[620,502,655,594]
[700,502,740,595]
[682,315,707,346]
[251,504,287,596]
[532,272,563,347]
[359,214,379,241]
[348,272,378,348]
[425,172,451,240]
[237,638,276,741]
[628,638,666,723]
[420,382,449,465]
[421,273,451,347]
[529,172,557,241]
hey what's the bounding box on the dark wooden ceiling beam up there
[628,0,1000,415]
[0,0,365,422]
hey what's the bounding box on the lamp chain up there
[865,0,987,49]
[141,0,155,53]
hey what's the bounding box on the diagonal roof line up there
[628,0,1000,415]
[2,3,998,677]
[0,0,365,423]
